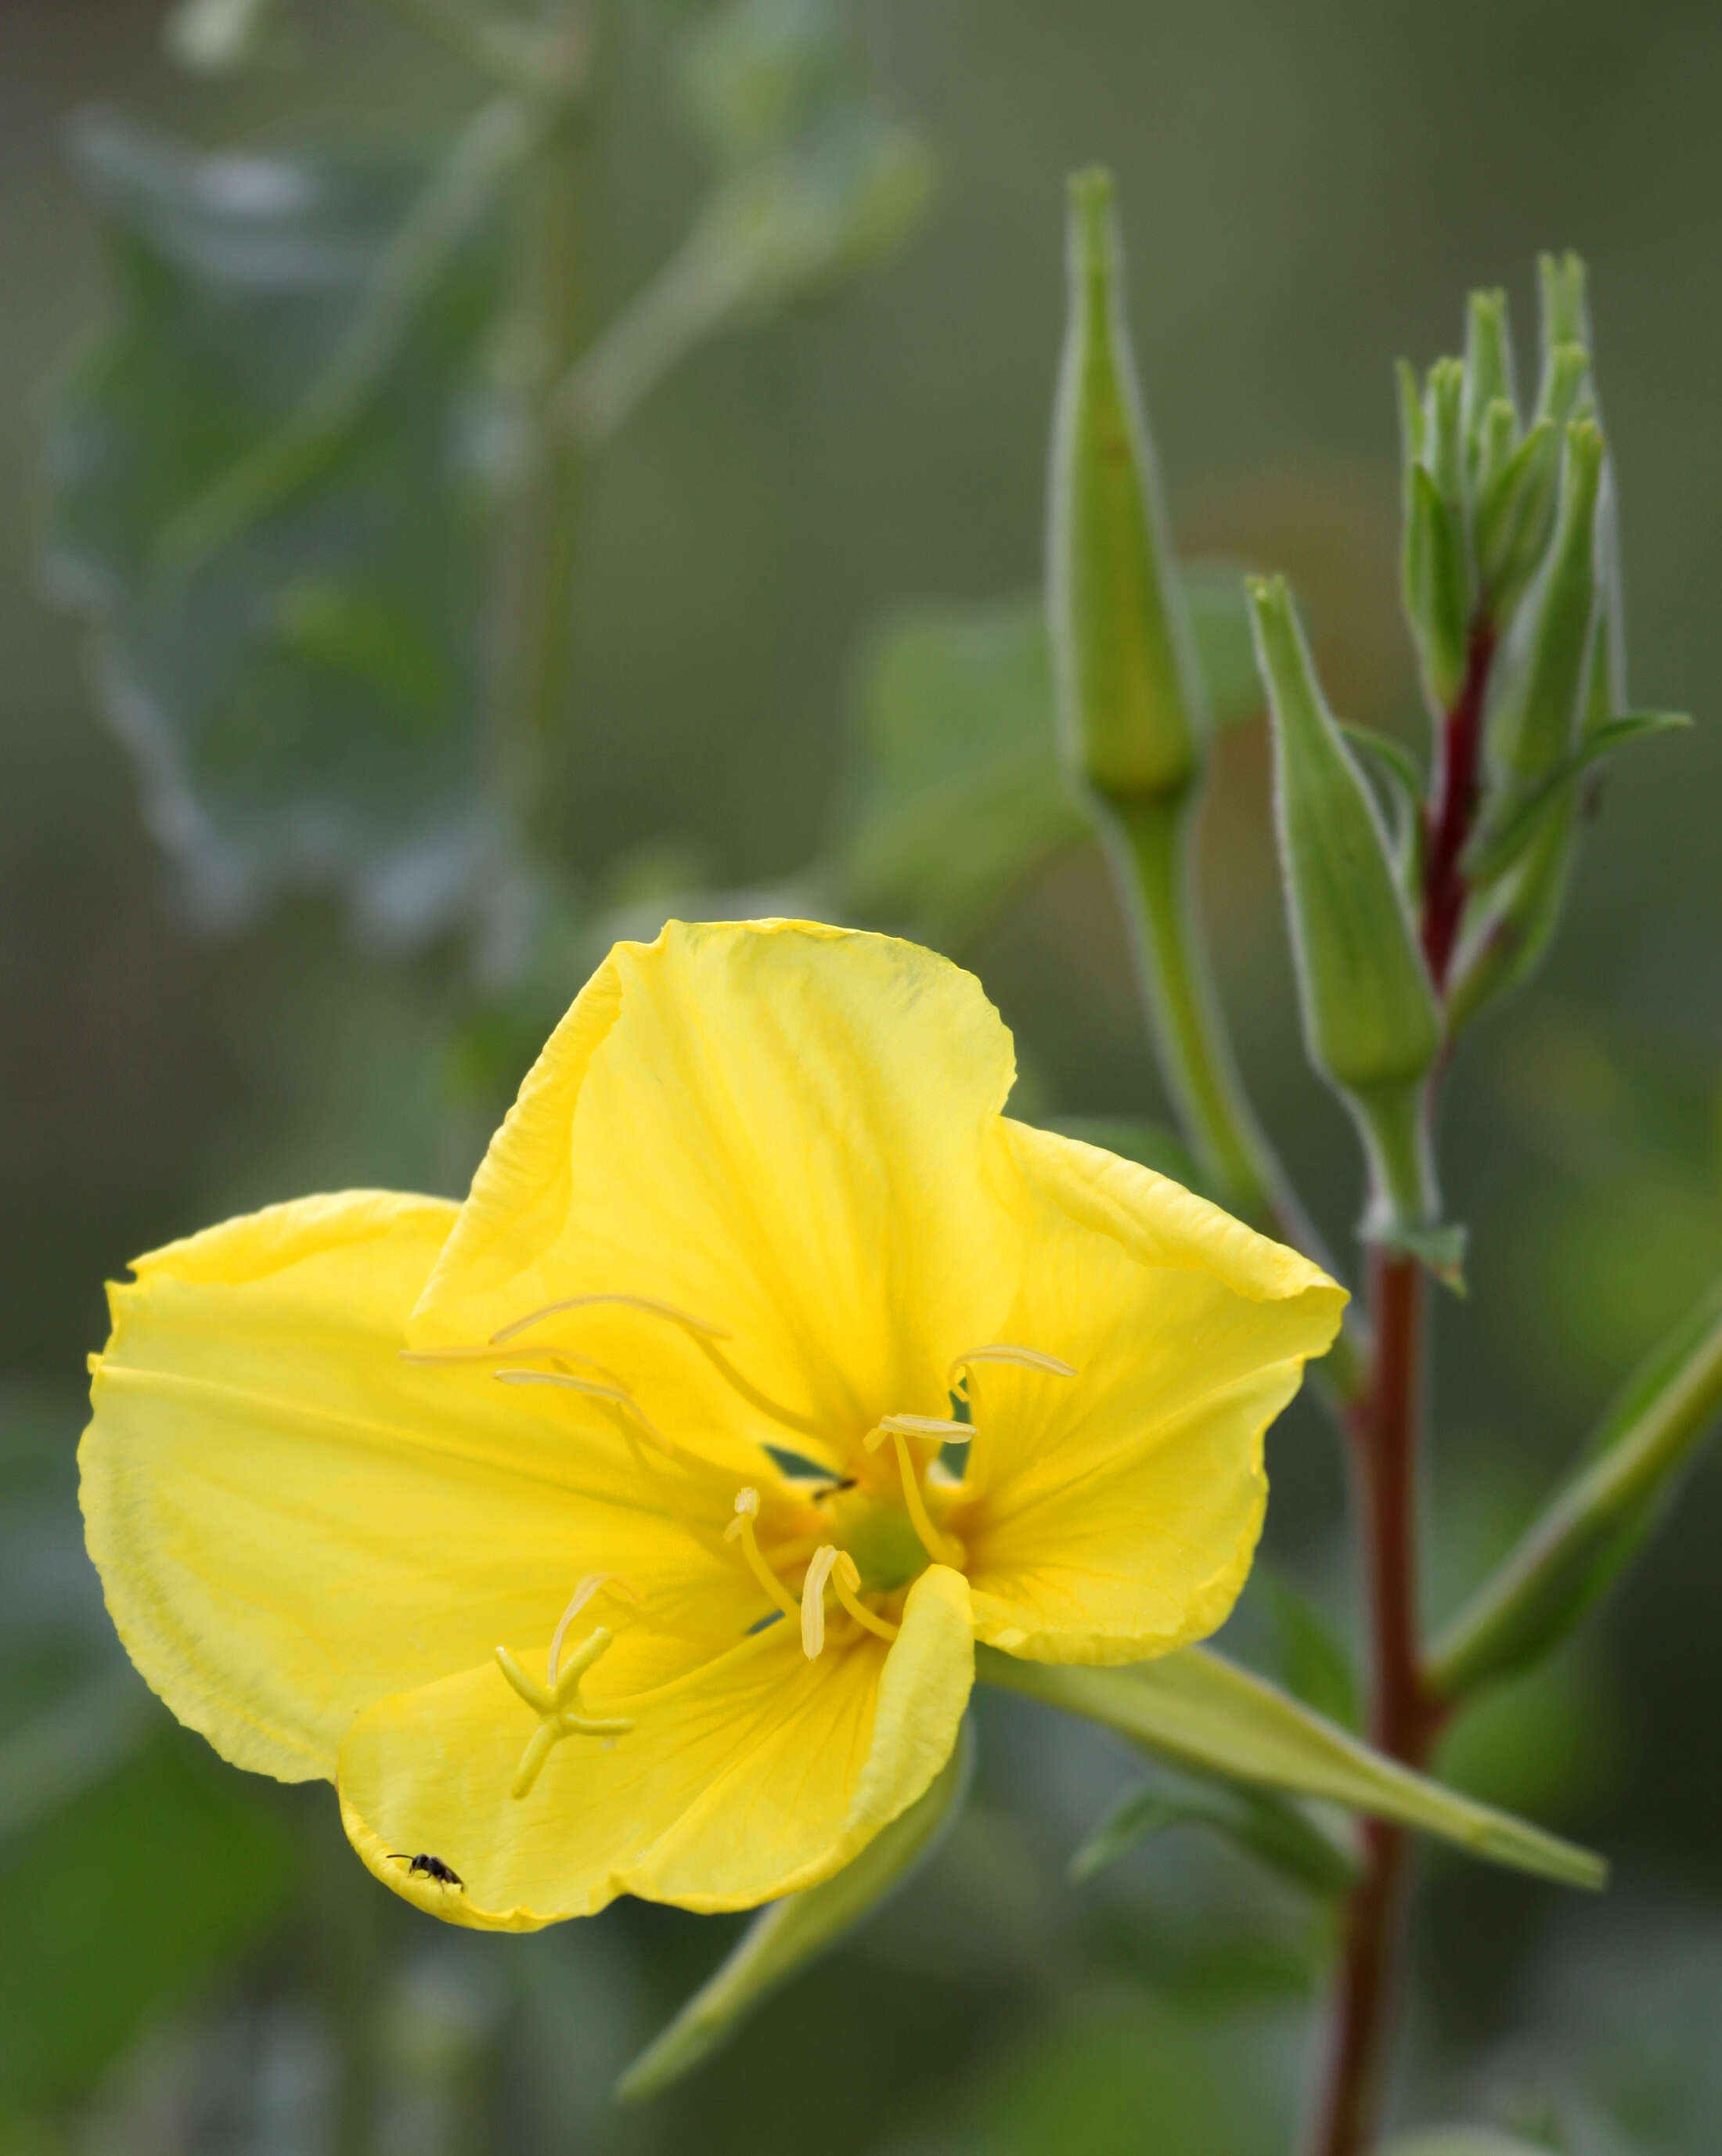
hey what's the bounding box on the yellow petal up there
[955,1127,1346,1664]
[82,1191,754,1783]
[337,1563,974,1928]
[412,921,1026,1468]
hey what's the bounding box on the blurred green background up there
[5,1,1722,2149]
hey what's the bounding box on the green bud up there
[1475,396,1518,496]
[1534,337,1593,431]
[1462,288,1518,462]
[1047,168,1204,803]
[1487,420,1605,788]
[1249,576,1443,1234]
[1537,250,1592,364]
[1395,357,1425,467]
[1403,461,1472,712]
[1424,355,1468,508]
[1445,795,1580,1037]
[1475,413,1561,616]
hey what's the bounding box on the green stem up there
[1103,790,1367,1396]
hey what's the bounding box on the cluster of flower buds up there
[1047,175,1684,1271]
[1255,258,1683,1263]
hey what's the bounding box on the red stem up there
[1307,627,1498,2155]
[1306,1250,1445,2156]
[1419,622,1496,993]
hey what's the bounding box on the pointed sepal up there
[615,1721,974,2102]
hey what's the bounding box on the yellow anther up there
[800,1545,841,1659]
[880,1412,974,1446]
[495,1626,632,1801]
[547,1574,642,1689]
[949,1343,1078,1384]
[724,1487,801,1624]
[831,1552,901,1643]
[864,1426,965,1567]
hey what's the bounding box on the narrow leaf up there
[978,1645,1605,1890]
[1429,1279,1722,1700]
[616,1721,973,2103]
[1257,1570,1360,1732]
[1465,709,1692,887]
[1070,1772,1357,1898]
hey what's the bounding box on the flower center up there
[412,1297,1077,1794]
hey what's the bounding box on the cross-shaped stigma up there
[495,1625,633,1800]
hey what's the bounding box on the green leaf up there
[616,1719,974,2102]
[0,1386,292,2104]
[1338,720,1426,807]
[44,113,515,942]
[1465,709,1691,888]
[977,1644,1605,1891]
[1428,1278,1722,1700]
[1069,1771,1357,1898]
[0,1729,292,2104]
[1256,1570,1360,1732]
[1375,1216,1470,1294]
[839,571,1263,940]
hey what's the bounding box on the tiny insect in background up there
[388,1852,465,1890]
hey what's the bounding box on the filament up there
[494,1369,672,1454]
[865,1426,964,1567]
[492,1291,730,1347]
[723,1488,801,1622]
[548,1574,642,1689]
[832,1552,900,1642]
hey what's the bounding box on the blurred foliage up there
[44,115,509,941]
[836,565,1261,946]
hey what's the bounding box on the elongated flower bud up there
[1047,168,1203,803]
[1401,357,1475,712]
[1487,420,1605,788]
[1251,575,1443,1237]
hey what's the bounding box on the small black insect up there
[389,1852,465,1890]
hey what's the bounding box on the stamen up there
[801,1545,841,1658]
[722,1488,801,1623]
[401,1341,626,1386]
[495,1627,633,1800]
[863,1426,964,1567]
[832,1552,901,1642]
[495,1289,833,1447]
[548,1574,643,1689]
[492,1292,730,1347]
[949,1344,1078,1383]
[880,1411,974,1448]
[493,1369,672,1455]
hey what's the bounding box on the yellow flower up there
[81,920,1343,1932]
